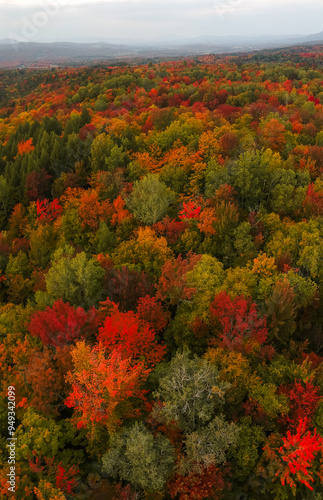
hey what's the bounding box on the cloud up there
[1,0,323,42]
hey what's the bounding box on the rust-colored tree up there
[168,465,226,500]
[156,252,201,305]
[136,295,170,333]
[20,344,72,416]
[25,169,52,202]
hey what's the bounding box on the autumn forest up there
[1,45,323,499]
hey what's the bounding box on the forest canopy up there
[1,45,323,499]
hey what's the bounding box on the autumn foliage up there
[97,301,166,366]
[29,454,79,495]
[156,252,201,304]
[17,138,35,156]
[264,418,323,492]
[210,291,268,353]
[36,198,63,222]
[1,46,323,498]
[65,342,150,434]
[168,465,226,500]
[27,300,101,347]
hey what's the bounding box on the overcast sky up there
[1,0,323,43]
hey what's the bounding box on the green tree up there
[15,407,84,467]
[6,251,30,278]
[153,350,230,433]
[112,227,173,278]
[0,175,13,228]
[179,415,239,474]
[269,169,309,216]
[228,416,265,481]
[29,224,58,269]
[233,221,257,264]
[95,221,117,253]
[60,207,86,248]
[90,133,126,172]
[102,421,175,493]
[126,174,176,225]
[185,254,225,313]
[230,149,281,210]
[36,250,104,309]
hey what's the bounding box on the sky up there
[1,0,323,43]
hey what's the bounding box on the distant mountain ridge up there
[2,30,323,47]
[0,38,19,45]
[304,30,323,41]
[0,31,322,68]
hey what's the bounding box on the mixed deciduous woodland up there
[1,45,323,499]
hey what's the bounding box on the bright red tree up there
[278,381,321,430]
[278,418,323,491]
[179,202,201,220]
[36,198,63,222]
[27,300,101,347]
[209,291,268,353]
[98,301,166,366]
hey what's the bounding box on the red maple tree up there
[36,198,63,222]
[179,202,201,220]
[209,291,268,353]
[156,252,201,305]
[28,300,101,347]
[29,453,79,495]
[98,301,166,366]
[278,418,323,491]
[278,380,321,430]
